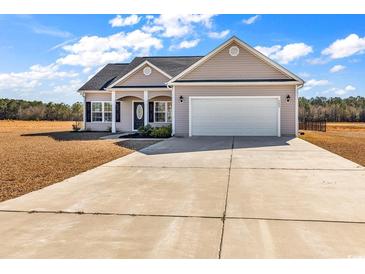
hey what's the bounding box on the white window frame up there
[91,101,112,123]
[153,101,172,123]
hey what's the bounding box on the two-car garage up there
[189,96,281,137]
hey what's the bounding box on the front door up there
[133,102,144,130]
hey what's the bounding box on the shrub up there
[150,125,172,138]
[138,124,153,137]
[72,121,81,131]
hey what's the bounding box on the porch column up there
[111,91,116,133]
[144,90,148,126]
[83,93,86,130]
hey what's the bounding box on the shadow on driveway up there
[139,136,295,155]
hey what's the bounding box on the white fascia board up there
[170,81,302,86]
[168,36,304,84]
[105,87,171,92]
[107,60,172,89]
[79,90,111,96]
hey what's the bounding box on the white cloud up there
[56,30,163,68]
[142,25,164,33]
[53,79,83,94]
[208,30,230,39]
[330,85,356,96]
[302,79,330,91]
[298,72,311,78]
[143,14,214,38]
[329,64,346,73]
[345,85,356,91]
[31,25,72,38]
[243,15,260,25]
[307,57,329,65]
[0,64,78,90]
[170,39,200,50]
[255,43,313,64]
[109,15,141,27]
[322,34,365,59]
[255,45,281,57]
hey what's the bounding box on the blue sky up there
[0,14,364,104]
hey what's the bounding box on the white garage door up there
[190,96,280,136]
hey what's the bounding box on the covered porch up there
[111,88,173,133]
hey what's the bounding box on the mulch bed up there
[0,120,157,202]
[119,132,169,139]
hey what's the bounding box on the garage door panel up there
[191,97,279,136]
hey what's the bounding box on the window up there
[104,102,112,122]
[154,101,172,123]
[91,102,103,122]
[91,101,112,122]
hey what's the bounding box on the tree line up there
[299,96,365,122]
[1,97,365,122]
[0,98,83,121]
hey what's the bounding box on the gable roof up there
[78,36,304,92]
[78,56,202,91]
[107,60,172,88]
[107,56,202,88]
[168,36,304,84]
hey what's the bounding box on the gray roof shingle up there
[78,63,130,91]
[78,56,202,91]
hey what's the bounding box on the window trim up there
[153,101,172,123]
[90,101,112,123]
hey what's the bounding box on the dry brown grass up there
[300,122,365,167]
[0,120,157,202]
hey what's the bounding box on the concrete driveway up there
[0,137,364,258]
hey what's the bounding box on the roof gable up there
[107,56,202,88]
[169,36,303,84]
[112,61,171,88]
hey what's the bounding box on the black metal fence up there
[299,119,327,132]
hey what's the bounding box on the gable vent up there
[229,46,240,57]
[143,66,152,76]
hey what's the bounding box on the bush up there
[150,125,172,138]
[138,124,172,138]
[138,124,153,137]
[72,121,82,131]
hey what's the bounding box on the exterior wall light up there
[286,94,291,102]
[179,96,184,103]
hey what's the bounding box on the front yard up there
[0,120,157,202]
[300,122,365,167]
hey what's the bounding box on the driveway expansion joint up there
[101,165,230,169]
[226,216,365,225]
[0,209,223,220]
[230,167,365,171]
[218,136,234,259]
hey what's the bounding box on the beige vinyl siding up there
[148,90,171,100]
[181,42,290,80]
[85,92,111,101]
[85,92,111,131]
[118,64,170,86]
[174,85,296,136]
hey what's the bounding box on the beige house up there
[78,36,304,137]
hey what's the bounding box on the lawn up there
[0,120,157,202]
[300,122,365,167]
